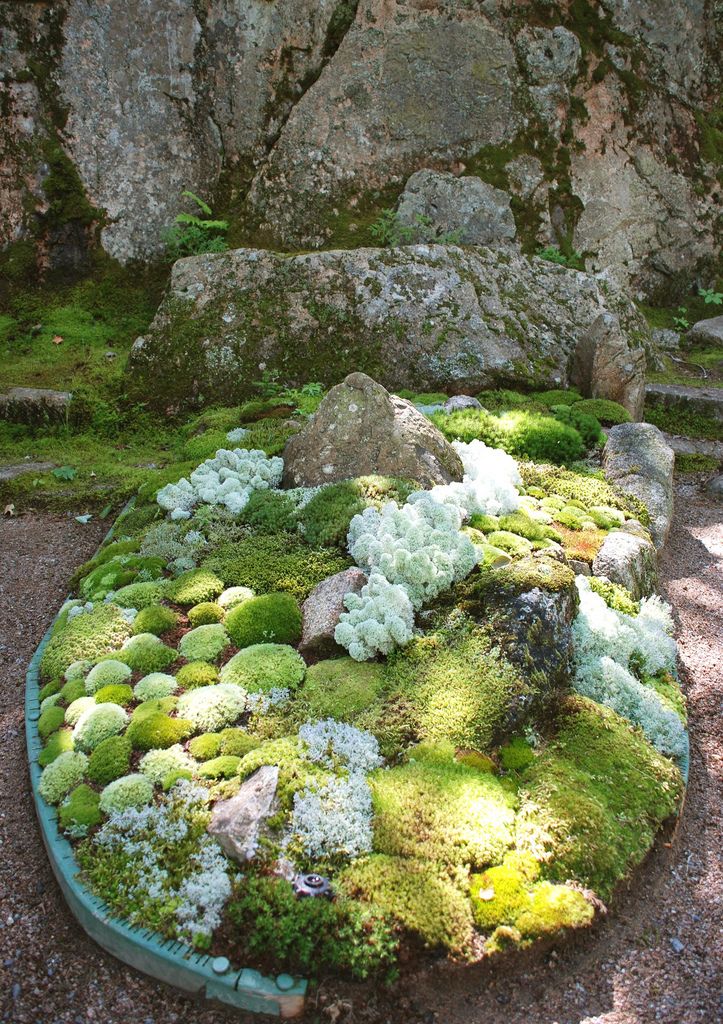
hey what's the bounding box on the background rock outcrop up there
[1,0,719,293]
[127,244,649,411]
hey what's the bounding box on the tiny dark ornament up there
[292,872,333,899]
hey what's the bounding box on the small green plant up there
[699,287,723,306]
[52,466,77,481]
[163,191,228,261]
[536,246,585,270]
[369,209,463,247]
[251,371,324,414]
[673,307,690,331]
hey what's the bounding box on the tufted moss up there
[131,604,179,636]
[59,677,86,704]
[299,476,419,548]
[58,784,102,833]
[572,398,631,425]
[468,513,500,533]
[644,671,687,725]
[176,661,219,690]
[519,462,649,525]
[165,568,225,606]
[219,643,306,692]
[38,727,74,767]
[301,658,386,723]
[499,737,535,772]
[225,594,302,649]
[198,755,242,780]
[217,728,262,758]
[485,530,534,558]
[497,511,560,543]
[188,732,222,761]
[115,634,176,674]
[79,555,166,601]
[339,856,474,955]
[94,683,134,706]
[432,408,585,464]
[515,697,683,900]
[39,679,62,702]
[237,737,328,809]
[202,533,350,602]
[85,659,132,694]
[360,617,532,757]
[126,712,194,752]
[370,742,515,868]
[40,603,132,680]
[134,673,178,702]
[38,705,66,740]
[87,734,132,785]
[187,602,225,627]
[99,773,154,814]
[239,490,299,534]
[588,576,639,616]
[39,750,88,805]
[179,623,230,662]
[112,579,169,609]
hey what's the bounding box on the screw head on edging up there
[276,973,295,991]
[212,956,230,975]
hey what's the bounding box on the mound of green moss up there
[165,568,224,606]
[301,658,386,722]
[131,604,179,636]
[299,476,419,547]
[40,604,132,680]
[225,594,302,649]
[87,735,132,785]
[220,643,306,692]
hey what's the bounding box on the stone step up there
[0,461,57,482]
[645,382,723,423]
[0,387,72,425]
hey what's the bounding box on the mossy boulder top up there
[127,245,648,412]
[282,373,463,489]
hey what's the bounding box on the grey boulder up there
[570,312,647,420]
[686,316,723,348]
[444,395,483,413]
[396,170,516,247]
[300,568,368,656]
[282,372,463,489]
[706,474,723,500]
[208,765,279,862]
[592,531,658,600]
[603,422,675,548]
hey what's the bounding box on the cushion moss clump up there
[218,586,254,610]
[301,658,386,723]
[99,773,154,814]
[572,398,631,425]
[340,855,474,955]
[64,696,96,727]
[126,712,194,752]
[499,737,535,771]
[39,679,62,702]
[38,704,66,740]
[85,659,133,694]
[176,661,219,690]
[112,579,169,609]
[515,697,683,900]
[431,408,585,464]
[299,476,419,548]
[237,737,328,810]
[165,568,225,606]
[59,677,86,704]
[178,623,230,662]
[497,511,557,543]
[134,672,178,702]
[202,534,350,602]
[87,735,133,785]
[239,489,300,534]
[39,750,89,804]
[225,593,302,649]
[73,703,128,752]
[198,755,242,779]
[58,784,102,833]
[40,603,132,680]
[519,462,648,524]
[38,728,74,767]
[188,732,222,761]
[587,576,640,616]
[176,683,247,732]
[187,602,225,627]
[138,744,195,785]
[131,604,179,636]
[94,683,134,706]
[217,728,261,757]
[370,743,516,868]
[486,530,534,558]
[116,633,176,673]
[219,643,306,693]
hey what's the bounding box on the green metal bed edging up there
[24,506,308,1019]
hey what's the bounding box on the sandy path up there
[0,488,720,1024]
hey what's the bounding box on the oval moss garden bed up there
[27,393,689,1018]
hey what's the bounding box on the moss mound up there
[225,593,302,649]
[40,604,132,680]
[301,658,386,722]
[220,643,306,692]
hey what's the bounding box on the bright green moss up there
[202,534,350,601]
[516,697,683,900]
[588,576,639,616]
[371,743,515,867]
[113,579,169,609]
[239,490,299,534]
[301,658,385,723]
[225,593,302,649]
[38,705,66,740]
[39,679,62,702]
[131,697,178,721]
[644,671,687,724]
[176,661,219,690]
[299,476,419,547]
[58,784,102,833]
[133,672,178,702]
[519,462,648,524]
[39,750,89,805]
[340,856,474,955]
[551,405,604,448]
[73,703,128,752]
[87,735,132,785]
[187,602,224,627]
[198,755,241,779]
[220,643,306,692]
[217,728,261,757]
[533,389,583,407]
[100,773,154,814]
[499,737,535,771]
[572,398,631,425]
[188,733,222,761]
[485,530,534,557]
[237,737,328,809]
[79,555,166,601]
[162,769,194,791]
[165,568,224,606]
[431,408,585,464]
[468,513,499,533]
[126,713,194,752]
[40,603,132,680]
[362,619,531,757]
[497,512,554,543]
[178,623,230,662]
[59,677,86,704]
[116,633,176,673]
[38,728,74,767]
[182,429,230,461]
[94,684,134,706]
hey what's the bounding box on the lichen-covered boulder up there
[282,373,463,489]
[300,567,368,657]
[127,244,649,410]
[570,313,646,420]
[592,531,658,600]
[686,316,723,348]
[396,170,516,246]
[603,423,675,548]
[208,765,279,862]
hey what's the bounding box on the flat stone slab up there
[603,423,675,549]
[0,461,57,482]
[0,387,72,424]
[646,382,723,422]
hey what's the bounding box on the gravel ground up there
[0,487,720,1024]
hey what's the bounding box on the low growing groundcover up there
[30,392,686,986]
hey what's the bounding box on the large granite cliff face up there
[1,0,720,293]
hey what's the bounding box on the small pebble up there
[670,937,685,953]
